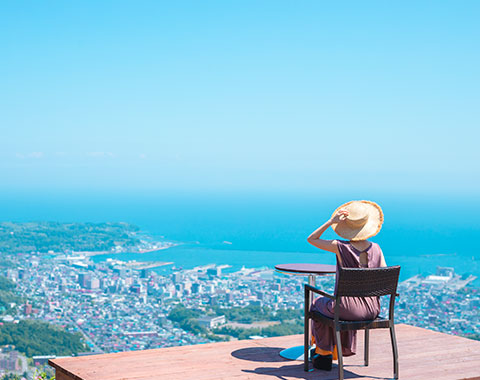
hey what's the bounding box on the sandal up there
[312,353,333,371]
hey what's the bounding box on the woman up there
[307,200,387,371]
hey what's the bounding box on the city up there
[0,248,478,378]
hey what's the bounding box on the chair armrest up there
[304,284,335,300]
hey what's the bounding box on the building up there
[172,273,183,283]
[33,355,57,366]
[78,272,91,288]
[207,267,221,277]
[23,302,32,316]
[437,267,455,277]
[140,269,151,278]
[0,350,20,371]
[86,277,100,290]
[130,284,143,294]
[196,315,226,329]
[191,283,202,294]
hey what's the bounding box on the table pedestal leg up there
[308,274,315,347]
[279,275,316,361]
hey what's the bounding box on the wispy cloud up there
[86,152,115,158]
[15,152,45,159]
[28,152,44,159]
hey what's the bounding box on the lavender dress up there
[311,240,383,356]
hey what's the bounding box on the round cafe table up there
[274,263,336,361]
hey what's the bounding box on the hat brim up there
[331,200,384,241]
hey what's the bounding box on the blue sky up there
[1,1,479,195]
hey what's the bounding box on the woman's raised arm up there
[307,210,349,256]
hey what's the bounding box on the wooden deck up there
[49,324,480,380]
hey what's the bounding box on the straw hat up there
[331,200,384,241]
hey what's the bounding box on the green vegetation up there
[0,320,88,357]
[464,333,480,341]
[0,373,34,380]
[34,371,55,380]
[212,305,303,340]
[1,374,23,380]
[0,276,22,312]
[168,304,304,341]
[205,332,227,342]
[0,222,140,254]
[213,305,302,323]
[167,304,205,334]
[0,258,15,268]
[167,305,228,340]
[212,321,303,340]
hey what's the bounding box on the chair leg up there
[335,330,344,380]
[364,328,369,366]
[389,324,399,379]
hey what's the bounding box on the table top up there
[274,263,336,275]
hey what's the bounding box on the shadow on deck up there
[49,324,480,380]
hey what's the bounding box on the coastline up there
[122,260,174,270]
[73,242,178,257]
[89,244,480,286]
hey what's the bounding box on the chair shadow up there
[232,346,391,380]
[231,347,290,362]
[242,363,390,380]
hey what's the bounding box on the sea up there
[1,190,479,285]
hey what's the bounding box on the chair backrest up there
[335,266,401,298]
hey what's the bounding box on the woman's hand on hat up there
[330,209,349,224]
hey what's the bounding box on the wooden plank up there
[54,369,78,380]
[49,324,480,380]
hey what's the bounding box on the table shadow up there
[231,347,290,363]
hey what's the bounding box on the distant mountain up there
[0,222,140,254]
[0,319,88,357]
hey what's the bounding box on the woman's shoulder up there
[334,239,351,251]
[337,239,376,249]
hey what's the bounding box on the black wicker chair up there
[304,265,401,380]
